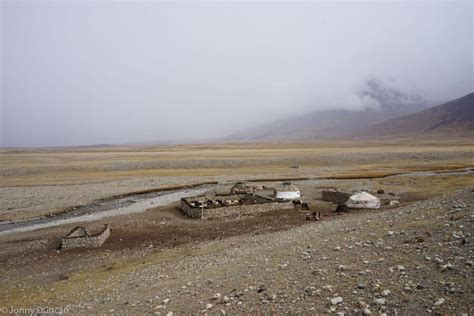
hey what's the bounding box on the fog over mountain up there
[224,78,432,142]
[1,1,473,147]
[357,79,427,113]
[356,92,474,138]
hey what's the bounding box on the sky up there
[1,1,473,147]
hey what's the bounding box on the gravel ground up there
[1,188,472,315]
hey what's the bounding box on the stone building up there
[322,189,352,204]
[230,182,260,195]
[61,224,110,250]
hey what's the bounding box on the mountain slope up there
[357,92,474,137]
[225,109,393,142]
[225,102,427,142]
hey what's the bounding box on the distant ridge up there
[356,92,474,137]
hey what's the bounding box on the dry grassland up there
[1,138,473,221]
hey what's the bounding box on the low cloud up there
[357,78,427,112]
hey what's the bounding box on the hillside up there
[225,106,427,142]
[357,92,474,137]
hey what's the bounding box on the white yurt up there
[274,182,301,200]
[346,191,381,209]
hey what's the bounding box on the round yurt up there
[346,191,381,209]
[274,182,301,200]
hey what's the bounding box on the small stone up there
[330,296,343,305]
[357,283,366,289]
[374,298,386,305]
[441,263,454,271]
[206,303,213,309]
[212,293,221,300]
[337,265,346,271]
[434,298,445,306]
[381,289,391,297]
[363,308,372,315]
[397,265,405,272]
[223,296,230,303]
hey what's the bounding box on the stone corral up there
[61,224,110,250]
[180,194,294,219]
[322,189,352,204]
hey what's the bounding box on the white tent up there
[346,191,380,209]
[274,182,301,200]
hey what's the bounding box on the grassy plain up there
[2,138,474,186]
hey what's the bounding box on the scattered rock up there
[381,289,391,297]
[441,263,454,271]
[433,298,445,307]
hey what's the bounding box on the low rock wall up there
[180,200,294,219]
[61,225,110,250]
[322,190,352,204]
